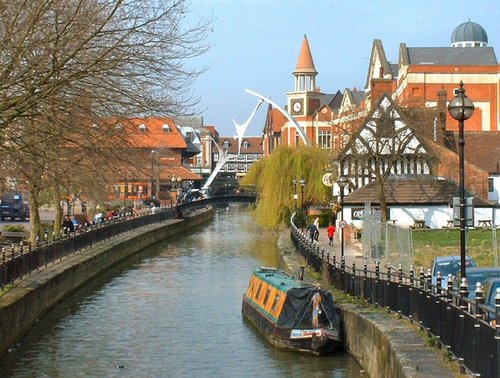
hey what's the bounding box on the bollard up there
[298,266,305,281]
[326,252,330,265]
[398,264,403,284]
[363,259,368,278]
[458,358,465,374]
[419,266,425,289]
[352,260,356,276]
[387,264,391,283]
[459,277,468,312]
[321,248,324,260]
[375,261,380,280]
[332,254,336,269]
[474,282,484,320]
[409,265,414,286]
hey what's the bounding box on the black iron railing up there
[0,194,258,291]
[290,221,499,378]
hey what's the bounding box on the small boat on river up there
[242,266,342,355]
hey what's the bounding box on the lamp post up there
[292,179,298,209]
[150,150,155,198]
[337,175,348,259]
[448,81,474,279]
[300,178,306,231]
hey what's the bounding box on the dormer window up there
[223,140,230,149]
[115,123,123,132]
[242,140,250,149]
[162,124,170,132]
[139,124,147,132]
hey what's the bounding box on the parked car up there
[452,267,500,299]
[0,191,30,221]
[482,277,500,322]
[431,255,477,287]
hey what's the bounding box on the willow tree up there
[241,146,331,228]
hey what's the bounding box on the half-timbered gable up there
[338,93,432,190]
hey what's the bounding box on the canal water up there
[0,205,362,377]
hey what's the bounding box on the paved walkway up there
[303,226,364,265]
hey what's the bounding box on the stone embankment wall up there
[0,208,214,357]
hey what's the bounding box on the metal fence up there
[0,194,257,291]
[0,207,179,290]
[361,210,413,271]
[290,221,499,378]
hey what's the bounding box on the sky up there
[186,0,500,137]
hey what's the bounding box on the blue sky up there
[187,0,500,136]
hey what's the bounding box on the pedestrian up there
[62,214,74,234]
[313,217,320,241]
[306,222,318,243]
[327,222,336,246]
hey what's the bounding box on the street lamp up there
[300,178,306,231]
[292,179,298,209]
[448,81,475,279]
[150,150,156,198]
[337,175,349,259]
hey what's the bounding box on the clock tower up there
[287,35,323,117]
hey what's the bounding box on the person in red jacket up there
[327,222,336,246]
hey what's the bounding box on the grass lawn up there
[412,228,499,269]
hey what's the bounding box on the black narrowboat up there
[242,267,342,355]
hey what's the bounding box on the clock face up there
[292,100,302,113]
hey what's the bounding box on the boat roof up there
[252,267,305,292]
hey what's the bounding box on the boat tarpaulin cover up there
[276,286,340,328]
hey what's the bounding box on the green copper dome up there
[451,21,488,47]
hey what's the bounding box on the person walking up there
[313,217,320,241]
[306,222,318,243]
[327,222,336,246]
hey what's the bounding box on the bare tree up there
[0,0,212,241]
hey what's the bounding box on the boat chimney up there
[298,266,305,281]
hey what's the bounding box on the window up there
[255,283,262,300]
[223,140,230,149]
[138,124,147,132]
[489,178,494,192]
[318,130,332,148]
[162,124,170,132]
[271,294,281,313]
[242,140,249,148]
[262,289,271,306]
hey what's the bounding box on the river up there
[0,204,362,377]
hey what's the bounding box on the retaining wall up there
[0,208,213,357]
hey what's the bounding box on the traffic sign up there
[339,220,347,229]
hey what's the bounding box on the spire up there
[294,35,317,75]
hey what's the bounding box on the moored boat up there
[241,266,342,355]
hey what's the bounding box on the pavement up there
[302,226,365,265]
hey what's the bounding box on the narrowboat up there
[242,267,342,355]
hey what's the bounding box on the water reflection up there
[0,205,361,377]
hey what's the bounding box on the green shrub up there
[2,225,26,232]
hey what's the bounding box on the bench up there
[477,219,492,228]
[443,219,455,229]
[411,220,427,229]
